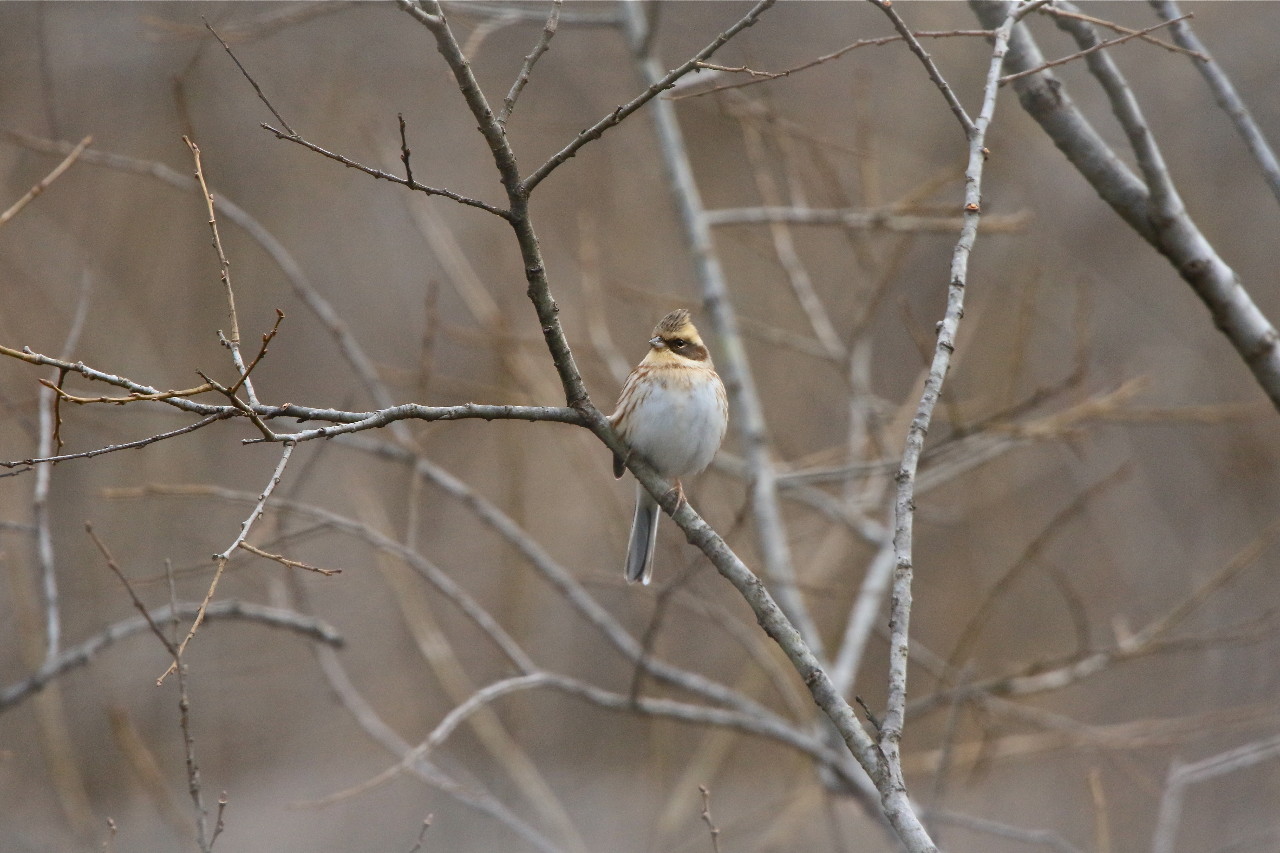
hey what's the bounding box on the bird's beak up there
[649,335,665,349]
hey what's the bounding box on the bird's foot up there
[664,479,688,513]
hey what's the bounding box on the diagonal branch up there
[1149,0,1280,209]
[971,0,1280,411]
[866,0,976,137]
[520,0,778,194]
[496,0,562,127]
[998,13,1190,86]
[0,134,92,226]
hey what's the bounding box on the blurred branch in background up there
[0,598,343,712]
[0,133,90,227]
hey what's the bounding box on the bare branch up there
[908,512,1280,717]
[998,13,1191,86]
[261,122,511,217]
[1152,734,1280,853]
[0,600,343,711]
[310,670,859,809]
[704,205,1030,232]
[184,137,244,358]
[159,440,297,684]
[207,10,508,217]
[924,809,1085,853]
[0,342,587,438]
[305,639,560,852]
[669,31,994,101]
[866,0,976,136]
[36,380,216,406]
[1041,5,1206,59]
[972,0,1280,410]
[0,134,91,226]
[878,6,1026,849]
[520,0,778,193]
[203,19,294,135]
[698,785,723,853]
[1149,0,1280,208]
[1,132,434,436]
[496,0,562,127]
[86,524,177,656]
[31,273,94,666]
[237,542,341,576]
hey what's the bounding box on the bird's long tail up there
[624,483,661,585]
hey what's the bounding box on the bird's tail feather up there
[624,485,661,585]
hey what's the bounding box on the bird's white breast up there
[623,370,727,477]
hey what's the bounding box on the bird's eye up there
[670,338,687,348]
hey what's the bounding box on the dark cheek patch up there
[679,343,710,362]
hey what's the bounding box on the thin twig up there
[209,793,228,848]
[520,0,778,193]
[669,32,993,101]
[497,0,562,127]
[217,440,297,560]
[203,19,294,135]
[698,785,723,853]
[262,122,511,216]
[999,14,1191,86]
[184,136,241,347]
[1041,5,1206,59]
[867,0,975,137]
[175,613,208,851]
[85,524,177,656]
[307,645,560,853]
[203,17,509,217]
[158,440,297,684]
[924,810,1084,853]
[408,816,433,853]
[306,670,857,810]
[183,134,261,414]
[228,309,284,395]
[1,131,435,437]
[91,527,216,849]
[307,674,552,806]
[398,113,415,186]
[0,134,92,226]
[37,380,215,406]
[237,541,341,576]
[735,112,844,360]
[943,466,1130,677]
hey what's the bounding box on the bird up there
[609,309,728,585]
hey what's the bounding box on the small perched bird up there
[610,309,728,584]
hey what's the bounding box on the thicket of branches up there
[3,3,1280,852]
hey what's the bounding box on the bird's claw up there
[664,479,687,513]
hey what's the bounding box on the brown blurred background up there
[3,2,1280,851]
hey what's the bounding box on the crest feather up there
[653,309,695,338]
